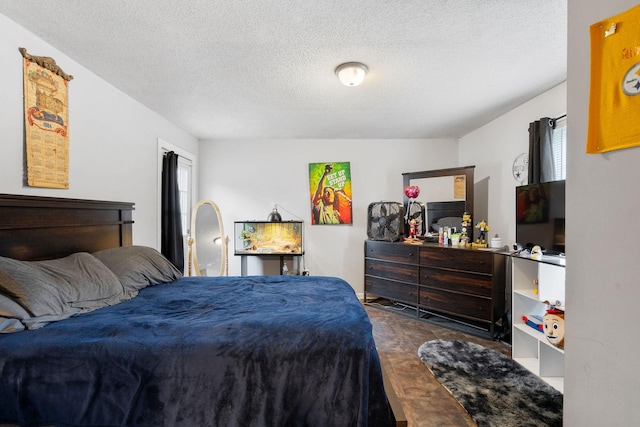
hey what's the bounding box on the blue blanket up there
[0,275,394,426]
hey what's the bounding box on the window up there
[177,158,192,237]
[552,117,566,180]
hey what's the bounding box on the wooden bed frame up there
[0,193,134,261]
[0,194,409,426]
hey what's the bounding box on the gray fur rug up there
[418,339,562,427]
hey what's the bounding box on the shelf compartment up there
[539,262,566,307]
[511,256,565,394]
[540,343,565,376]
[541,376,564,394]
[513,356,540,376]
[513,288,540,301]
[512,326,540,359]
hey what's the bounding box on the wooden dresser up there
[364,240,506,338]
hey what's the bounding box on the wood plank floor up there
[365,304,511,427]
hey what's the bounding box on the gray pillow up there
[0,317,25,333]
[0,293,30,320]
[0,252,127,321]
[437,216,462,230]
[92,246,182,296]
[22,310,81,330]
[0,293,30,333]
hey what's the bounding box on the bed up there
[0,194,395,426]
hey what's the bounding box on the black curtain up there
[528,117,556,184]
[161,151,184,272]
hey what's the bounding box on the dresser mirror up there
[402,165,475,237]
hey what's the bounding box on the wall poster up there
[20,48,73,188]
[453,174,466,199]
[308,162,352,225]
[587,4,640,153]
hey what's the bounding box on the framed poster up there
[20,48,73,188]
[309,162,352,225]
[453,175,466,199]
[587,4,640,153]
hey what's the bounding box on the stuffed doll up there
[543,301,565,349]
[531,244,543,260]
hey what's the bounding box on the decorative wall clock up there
[512,153,529,185]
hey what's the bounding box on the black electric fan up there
[367,202,405,241]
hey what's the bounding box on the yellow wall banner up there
[587,4,640,154]
[20,48,73,188]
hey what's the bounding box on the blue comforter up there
[0,275,394,426]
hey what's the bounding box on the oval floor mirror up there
[188,200,228,276]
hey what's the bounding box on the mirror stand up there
[189,200,228,276]
[402,165,475,238]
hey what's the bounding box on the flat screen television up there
[515,180,565,255]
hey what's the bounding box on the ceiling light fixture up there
[335,62,368,87]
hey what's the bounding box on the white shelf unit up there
[511,255,565,393]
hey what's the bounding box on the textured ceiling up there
[0,1,567,140]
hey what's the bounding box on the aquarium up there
[234,221,303,255]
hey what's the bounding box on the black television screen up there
[515,180,565,255]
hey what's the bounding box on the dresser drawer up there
[365,259,419,283]
[419,246,493,274]
[419,267,492,297]
[365,240,418,264]
[365,276,417,305]
[418,287,492,322]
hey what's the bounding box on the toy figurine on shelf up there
[460,212,472,247]
[408,218,417,238]
[472,219,490,247]
[542,300,565,349]
[531,244,543,260]
[403,218,422,244]
[404,185,421,240]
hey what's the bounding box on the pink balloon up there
[404,185,420,199]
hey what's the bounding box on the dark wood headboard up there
[0,194,134,261]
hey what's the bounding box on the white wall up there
[565,1,640,425]
[0,14,199,248]
[459,82,567,248]
[200,84,568,294]
[198,138,458,293]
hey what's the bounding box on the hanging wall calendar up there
[20,47,74,188]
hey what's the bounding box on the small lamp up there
[267,206,282,222]
[335,62,368,87]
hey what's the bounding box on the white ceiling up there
[0,1,567,140]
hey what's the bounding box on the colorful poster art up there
[309,162,352,225]
[20,48,73,189]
